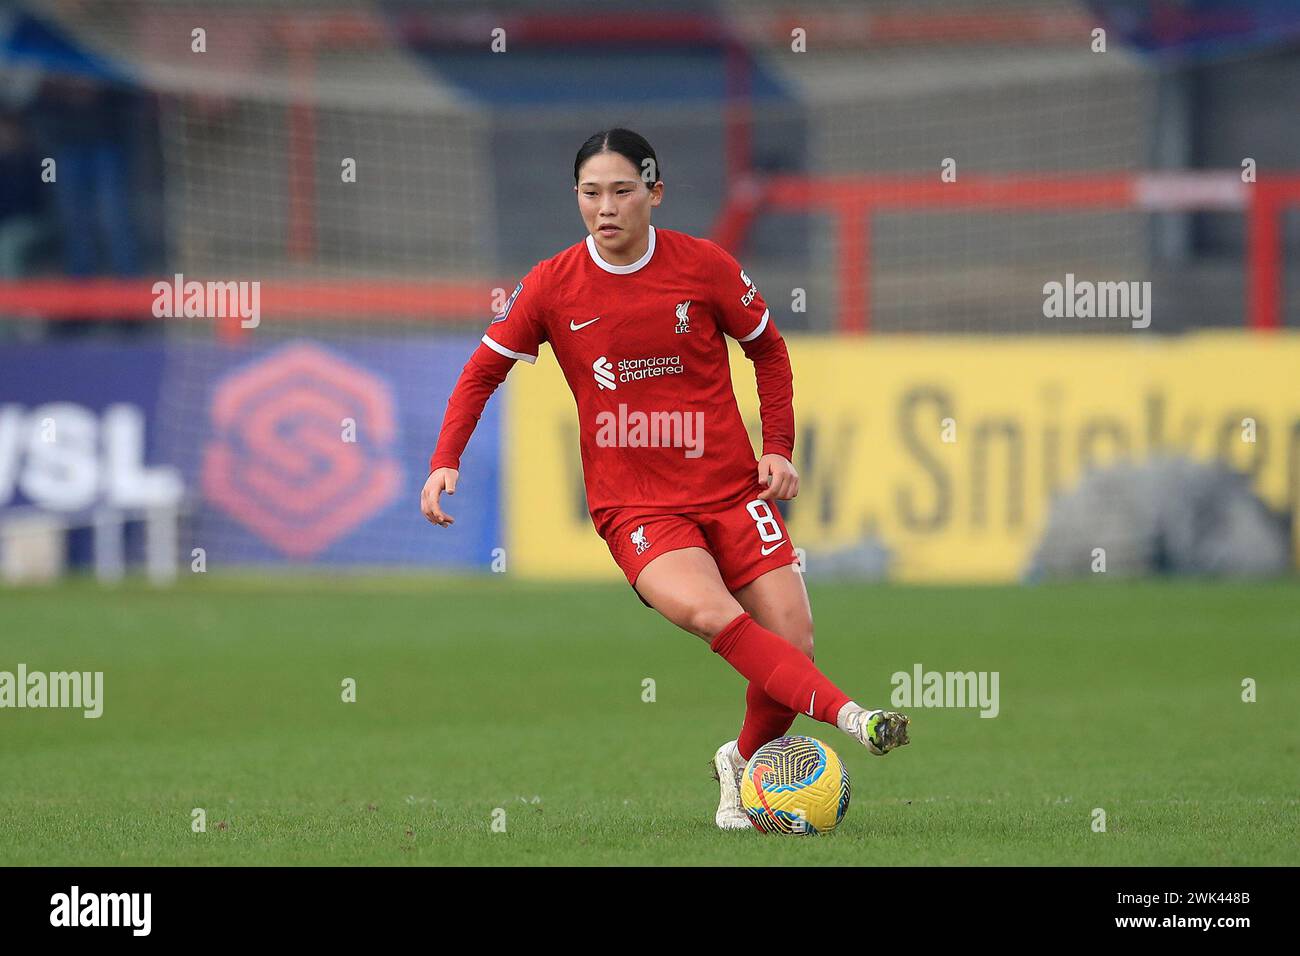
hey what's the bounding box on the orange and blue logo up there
[202,342,401,557]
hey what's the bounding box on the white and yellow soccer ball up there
[739,735,850,835]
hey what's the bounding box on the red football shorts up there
[597,488,798,599]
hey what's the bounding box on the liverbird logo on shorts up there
[674,300,691,334]
[630,525,650,555]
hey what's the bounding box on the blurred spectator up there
[0,109,55,277]
[26,75,141,278]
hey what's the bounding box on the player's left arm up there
[706,241,797,501]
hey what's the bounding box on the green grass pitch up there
[0,576,1296,866]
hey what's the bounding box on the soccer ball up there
[739,735,851,835]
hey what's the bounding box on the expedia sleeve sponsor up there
[704,240,768,341]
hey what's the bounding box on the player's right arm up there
[421,466,460,527]
[422,268,547,527]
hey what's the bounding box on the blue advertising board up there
[0,336,500,569]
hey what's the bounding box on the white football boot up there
[845,708,911,756]
[709,740,751,830]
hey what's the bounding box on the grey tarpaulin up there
[1025,456,1291,579]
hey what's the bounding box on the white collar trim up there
[586,224,656,274]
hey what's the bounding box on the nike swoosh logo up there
[750,763,775,815]
[805,691,815,717]
[570,317,601,331]
[760,541,785,556]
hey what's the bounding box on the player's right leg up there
[596,514,758,828]
[732,564,809,760]
[629,547,765,829]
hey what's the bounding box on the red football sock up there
[710,612,851,729]
[737,682,797,762]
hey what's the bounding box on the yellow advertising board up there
[505,333,1300,582]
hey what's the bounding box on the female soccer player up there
[422,128,909,829]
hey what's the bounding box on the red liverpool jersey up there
[431,225,795,528]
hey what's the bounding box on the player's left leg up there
[702,494,911,761]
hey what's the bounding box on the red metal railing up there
[719,170,1300,333]
[4,170,1292,336]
